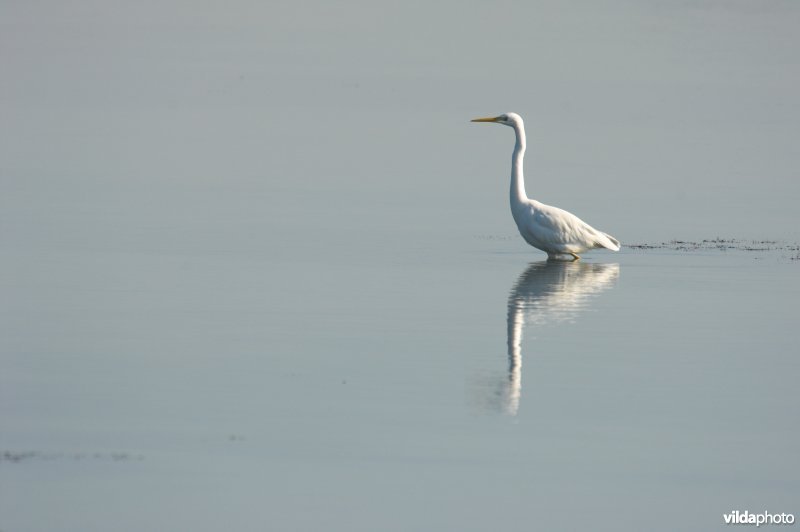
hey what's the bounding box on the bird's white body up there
[512,199,620,260]
[473,112,620,260]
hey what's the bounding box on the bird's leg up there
[569,252,581,261]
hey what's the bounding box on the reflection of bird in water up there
[501,261,620,415]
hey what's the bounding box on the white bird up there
[472,113,620,260]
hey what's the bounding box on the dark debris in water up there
[1,450,145,463]
[627,238,800,258]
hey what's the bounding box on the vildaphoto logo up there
[723,510,795,526]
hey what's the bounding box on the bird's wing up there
[530,202,616,250]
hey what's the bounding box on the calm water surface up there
[3,1,800,530]
[2,235,798,531]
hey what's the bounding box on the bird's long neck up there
[510,123,528,207]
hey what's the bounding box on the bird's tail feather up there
[597,232,620,251]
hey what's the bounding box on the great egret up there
[472,113,620,260]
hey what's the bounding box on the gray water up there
[2,1,799,531]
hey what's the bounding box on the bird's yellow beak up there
[471,116,501,123]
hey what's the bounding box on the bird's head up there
[471,112,522,128]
